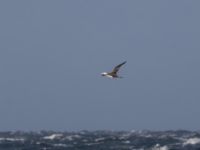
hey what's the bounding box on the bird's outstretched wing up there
[111,61,126,74]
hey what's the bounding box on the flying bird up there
[101,61,127,79]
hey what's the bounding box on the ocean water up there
[0,130,200,150]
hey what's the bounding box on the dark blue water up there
[0,130,200,150]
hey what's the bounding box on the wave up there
[0,130,200,150]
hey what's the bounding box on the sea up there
[0,130,200,150]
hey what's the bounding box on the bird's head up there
[101,72,107,76]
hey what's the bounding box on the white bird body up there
[101,72,114,78]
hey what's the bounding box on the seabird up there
[101,61,127,79]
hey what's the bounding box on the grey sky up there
[0,0,200,131]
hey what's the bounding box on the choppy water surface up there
[0,130,200,150]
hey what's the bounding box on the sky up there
[0,0,200,131]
